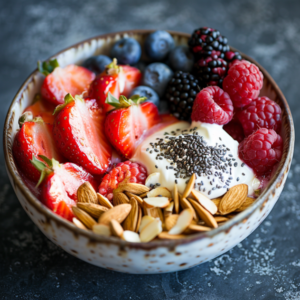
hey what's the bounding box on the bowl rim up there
[3,29,295,250]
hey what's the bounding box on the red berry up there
[223,120,245,143]
[237,96,282,137]
[238,128,283,174]
[98,161,148,201]
[223,60,263,108]
[191,86,233,125]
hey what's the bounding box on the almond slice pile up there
[72,174,255,242]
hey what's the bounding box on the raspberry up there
[238,128,283,174]
[223,120,245,143]
[191,86,233,125]
[237,96,282,137]
[223,60,263,108]
[98,161,147,201]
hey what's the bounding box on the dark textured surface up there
[1,0,300,299]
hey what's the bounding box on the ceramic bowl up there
[3,30,294,274]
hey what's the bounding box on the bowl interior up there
[3,30,295,247]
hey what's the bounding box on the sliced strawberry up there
[55,200,74,221]
[105,94,161,158]
[13,117,64,182]
[53,94,112,175]
[40,59,95,106]
[23,94,56,124]
[121,65,142,97]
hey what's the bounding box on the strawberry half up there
[31,156,97,221]
[88,59,141,112]
[13,115,64,182]
[53,94,112,175]
[39,59,95,106]
[104,93,161,158]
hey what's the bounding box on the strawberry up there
[88,59,141,112]
[39,59,95,106]
[53,94,112,175]
[13,115,64,182]
[23,94,56,124]
[104,93,161,158]
[31,156,97,221]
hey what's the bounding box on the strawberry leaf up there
[38,59,59,76]
[18,112,33,128]
[53,93,75,115]
[106,93,147,109]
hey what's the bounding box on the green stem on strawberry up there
[38,58,59,76]
[18,112,44,128]
[105,93,147,109]
[105,58,122,75]
[53,93,84,115]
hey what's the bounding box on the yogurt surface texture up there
[132,121,258,199]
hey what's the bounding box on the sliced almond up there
[191,189,218,215]
[143,197,170,208]
[235,197,255,212]
[77,181,98,204]
[179,195,199,222]
[116,183,150,195]
[92,224,111,236]
[169,208,193,235]
[214,216,229,223]
[122,198,138,231]
[113,192,129,206]
[139,192,148,198]
[145,172,160,187]
[164,201,174,218]
[135,206,142,233]
[165,214,179,231]
[147,187,172,198]
[143,207,164,223]
[189,199,218,229]
[219,184,248,215]
[212,197,222,209]
[72,217,87,230]
[77,202,109,219]
[139,215,155,233]
[158,232,186,240]
[140,219,162,242]
[98,204,131,225]
[109,219,124,238]
[188,224,211,232]
[125,192,144,206]
[174,184,179,214]
[182,173,196,199]
[97,193,113,209]
[122,230,141,242]
[72,206,97,229]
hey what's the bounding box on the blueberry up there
[110,37,141,65]
[130,86,160,107]
[145,31,175,61]
[169,46,194,72]
[82,55,112,74]
[143,63,174,97]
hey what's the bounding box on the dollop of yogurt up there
[132,121,259,199]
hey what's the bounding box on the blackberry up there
[188,27,230,59]
[193,56,228,87]
[164,71,201,120]
[225,51,242,68]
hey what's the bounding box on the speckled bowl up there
[3,30,294,274]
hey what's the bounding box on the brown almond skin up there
[235,197,255,212]
[113,193,129,206]
[122,198,138,231]
[98,204,132,225]
[165,214,179,231]
[97,193,113,209]
[182,173,195,199]
[77,181,98,204]
[77,202,109,219]
[72,207,97,229]
[109,220,124,237]
[179,195,199,222]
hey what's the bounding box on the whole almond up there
[72,206,97,229]
[174,184,179,214]
[139,192,148,198]
[72,217,87,230]
[189,199,218,229]
[110,219,124,238]
[188,224,211,232]
[77,202,109,219]
[158,232,186,240]
[97,193,113,209]
[179,195,199,222]
[115,183,149,195]
[113,192,129,206]
[98,204,132,225]
[182,173,196,199]
[125,192,144,206]
[235,197,255,212]
[165,214,179,231]
[122,198,138,231]
[219,184,248,215]
[77,181,98,204]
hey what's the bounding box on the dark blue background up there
[1,0,300,299]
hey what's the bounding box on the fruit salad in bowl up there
[4,28,294,273]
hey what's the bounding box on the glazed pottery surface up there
[3,30,294,274]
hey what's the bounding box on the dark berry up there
[110,37,141,65]
[130,86,160,107]
[169,46,194,72]
[82,55,112,74]
[164,71,201,120]
[224,51,242,68]
[143,63,173,96]
[145,31,175,61]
